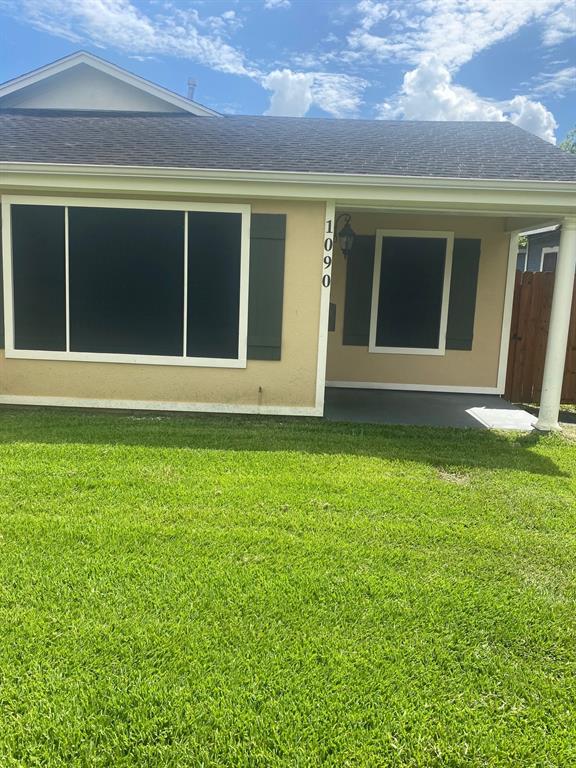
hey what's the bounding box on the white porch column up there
[536,218,576,431]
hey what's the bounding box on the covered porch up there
[323,204,576,431]
[324,388,536,430]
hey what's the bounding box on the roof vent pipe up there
[187,78,197,101]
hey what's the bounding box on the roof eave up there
[2,162,575,221]
[1,160,575,190]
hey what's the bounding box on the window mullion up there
[65,206,70,352]
[182,212,188,358]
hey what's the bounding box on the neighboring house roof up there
[526,228,561,245]
[0,51,219,117]
[521,225,560,236]
[1,109,575,182]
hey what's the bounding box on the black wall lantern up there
[336,213,356,259]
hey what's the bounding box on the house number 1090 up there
[323,218,333,287]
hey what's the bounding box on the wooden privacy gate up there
[505,271,576,404]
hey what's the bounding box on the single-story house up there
[1,52,575,430]
[517,225,560,272]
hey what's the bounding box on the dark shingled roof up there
[1,109,575,182]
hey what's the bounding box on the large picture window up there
[2,198,250,367]
[369,230,454,355]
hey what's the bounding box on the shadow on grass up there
[0,405,570,478]
[522,404,576,425]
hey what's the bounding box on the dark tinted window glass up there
[11,205,66,351]
[187,212,241,359]
[375,236,446,349]
[0,222,4,349]
[69,208,184,355]
[542,251,557,272]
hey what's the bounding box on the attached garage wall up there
[326,213,510,390]
[0,198,325,411]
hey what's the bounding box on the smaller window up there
[369,230,454,356]
[526,250,542,272]
[541,248,558,273]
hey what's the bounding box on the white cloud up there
[310,73,367,116]
[262,69,313,116]
[505,95,558,142]
[262,69,367,117]
[531,66,576,97]
[356,0,390,31]
[377,58,502,121]
[350,0,575,70]
[542,5,576,45]
[354,1,568,144]
[159,5,243,36]
[263,0,291,9]
[6,0,253,76]
[377,57,558,143]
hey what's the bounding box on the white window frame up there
[1,196,251,368]
[369,229,454,356]
[540,246,558,272]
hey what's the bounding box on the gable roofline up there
[0,51,221,117]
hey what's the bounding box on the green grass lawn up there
[0,409,575,767]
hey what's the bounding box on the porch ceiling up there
[334,206,563,232]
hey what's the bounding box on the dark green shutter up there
[343,235,375,346]
[446,238,481,351]
[328,302,336,332]
[247,214,286,360]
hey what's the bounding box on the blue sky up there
[0,0,574,143]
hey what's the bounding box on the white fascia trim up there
[0,52,220,117]
[0,161,575,193]
[326,381,504,395]
[0,395,322,417]
[3,163,575,218]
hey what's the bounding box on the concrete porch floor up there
[324,388,537,430]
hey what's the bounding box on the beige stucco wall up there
[326,213,511,389]
[0,198,326,409]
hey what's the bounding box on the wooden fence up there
[505,271,576,404]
